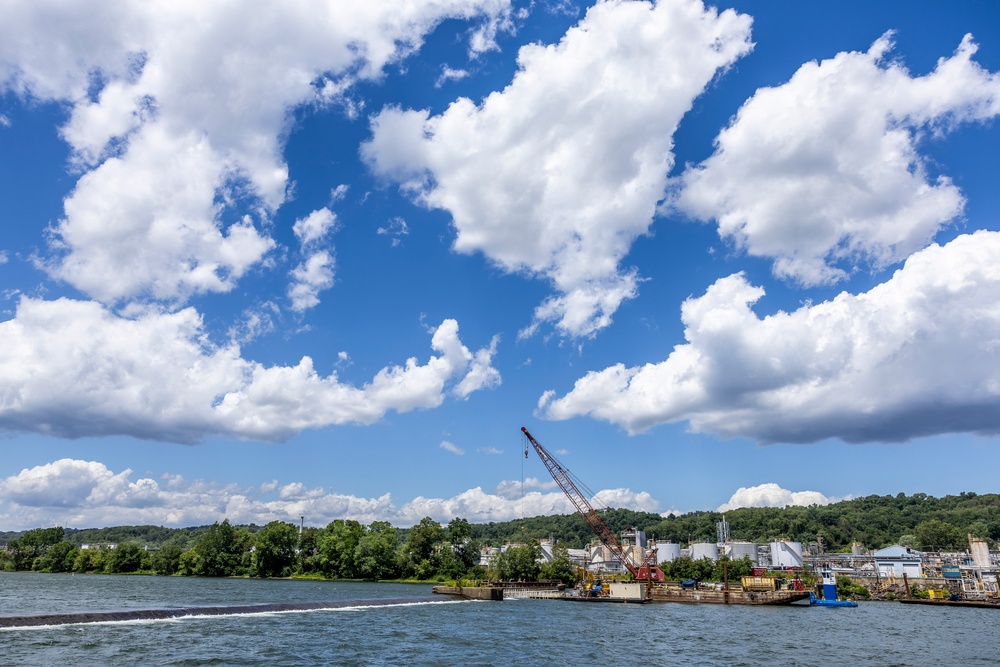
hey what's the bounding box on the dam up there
[0,595,461,629]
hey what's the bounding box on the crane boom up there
[521,426,664,583]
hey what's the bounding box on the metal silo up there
[658,542,681,563]
[690,542,719,562]
[728,541,759,564]
[769,540,803,569]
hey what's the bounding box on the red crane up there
[521,426,664,583]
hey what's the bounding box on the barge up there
[650,583,810,605]
[433,579,811,605]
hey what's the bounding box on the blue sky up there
[1,0,998,531]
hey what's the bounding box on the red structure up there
[521,426,665,583]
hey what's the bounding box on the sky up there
[0,0,998,533]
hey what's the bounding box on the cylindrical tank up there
[970,538,990,568]
[729,541,759,564]
[851,542,865,556]
[690,542,719,562]
[770,540,803,569]
[658,542,681,563]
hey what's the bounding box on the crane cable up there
[523,431,612,521]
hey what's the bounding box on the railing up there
[503,587,563,599]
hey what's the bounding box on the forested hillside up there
[472,492,999,552]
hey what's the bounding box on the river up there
[0,572,994,666]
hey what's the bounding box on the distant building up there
[872,545,923,578]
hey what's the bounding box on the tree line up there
[2,492,996,580]
[0,517,481,580]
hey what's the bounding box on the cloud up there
[227,302,280,345]
[288,208,338,312]
[1,459,131,509]
[0,459,663,530]
[478,446,503,455]
[453,334,501,398]
[0,0,513,305]
[363,0,753,338]
[0,299,500,443]
[293,208,337,246]
[376,216,410,247]
[435,65,469,88]
[717,483,843,512]
[329,184,349,203]
[592,488,659,513]
[288,250,335,312]
[440,440,464,455]
[674,33,1000,286]
[494,476,557,499]
[540,231,1000,444]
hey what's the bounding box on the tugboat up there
[810,569,858,607]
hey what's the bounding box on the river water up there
[1,572,995,666]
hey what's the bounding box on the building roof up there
[872,545,922,559]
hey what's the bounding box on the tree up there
[355,521,400,580]
[296,526,320,575]
[151,545,184,575]
[317,520,364,578]
[252,521,299,578]
[540,543,577,584]
[72,548,107,573]
[107,542,144,573]
[7,527,65,570]
[915,520,964,550]
[38,541,78,573]
[444,517,480,577]
[195,520,250,576]
[177,549,200,576]
[712,555,755,582]
[661,557,717,582]
[493,543,542,582]
[401,517,443,579]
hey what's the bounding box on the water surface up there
[1,572,994,666]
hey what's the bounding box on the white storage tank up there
[658,542,681,563]
[728,541,759,564]
[690,542,719,562]
[770,540,803,569]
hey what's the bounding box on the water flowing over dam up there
[0,595,459,629]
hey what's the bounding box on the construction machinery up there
[521,426,665,583]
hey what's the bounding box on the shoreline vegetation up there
[1,492,996,587]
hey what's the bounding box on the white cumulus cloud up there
[674,33,1000,286]
[0,460,664,530]
[293,207,337,246]
[288,250,335,312]
[0,0,513,305]
[717,483,843,512]
[540,230,1000,444]
[0,299,500,443]
[363,0,753,338]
